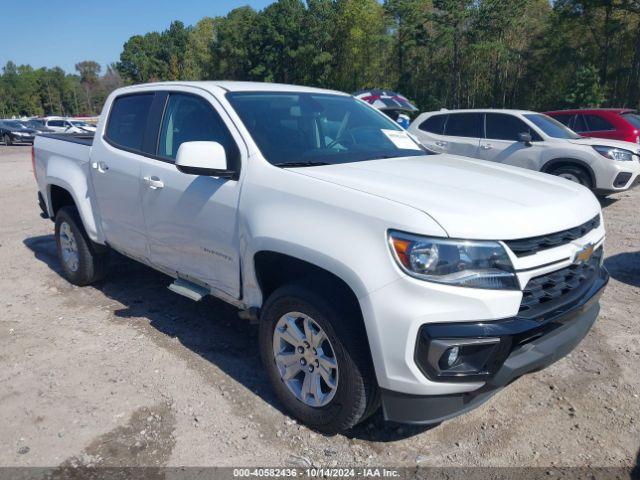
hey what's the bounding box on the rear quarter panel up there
[34,135,104,243]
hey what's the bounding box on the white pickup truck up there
[33,82,609,433]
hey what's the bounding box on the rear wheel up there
[259,283,378,433]
[549,165,593,189]
[54,206,109,286]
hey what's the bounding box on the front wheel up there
[259,284,378,433]
[55,206,109,286]
[550,165,593,189]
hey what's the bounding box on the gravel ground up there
[0,145,638,470]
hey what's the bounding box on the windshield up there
[621,112,640,129]
[226,92,427,166]
[3,121,25,130]
[523,113,582,139]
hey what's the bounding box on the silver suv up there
[408,109,640,195]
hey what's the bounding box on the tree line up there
[2,0,640,117]
[0,61,123,118]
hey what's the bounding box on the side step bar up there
[168,278,209,301]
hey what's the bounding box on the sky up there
[2,0,274,74]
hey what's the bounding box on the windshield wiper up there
[274,161,330,168]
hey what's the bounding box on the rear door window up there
[105,94,154,152]
[418,114,447,135]
[584,114,615,132]
[573,115,588,133]
[48,120,64,127]
[485,113,536,141]
[444,113,483,138]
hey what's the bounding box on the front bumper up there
[11,134,35,144]
[380,267,608,425]
[595,157,640,193]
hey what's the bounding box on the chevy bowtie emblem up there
[574,243,594,264]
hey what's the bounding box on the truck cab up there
[33,82,608,432]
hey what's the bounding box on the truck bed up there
[44,132,94,146]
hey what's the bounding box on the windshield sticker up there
[381,129,422,150]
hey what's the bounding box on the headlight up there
[592,145,635,161]
[388,231,518,290]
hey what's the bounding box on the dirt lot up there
[0,145,638,470]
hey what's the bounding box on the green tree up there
[332,0,389,91]
[565,64,606,107]
[210,7,262,80]
[185,17,218,80]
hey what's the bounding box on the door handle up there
[92,161,109,172]
[480,144,493,150]
[435,141,448,147]
[143,176,164,190]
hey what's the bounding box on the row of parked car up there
[405,108,640,196]
[0,117,97,146]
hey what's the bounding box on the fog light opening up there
[427,337,503,377]
[445,346,460,368]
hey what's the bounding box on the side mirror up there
[518,132,533,146]
[175,141,235,178]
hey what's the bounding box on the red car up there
[545,109,640,144]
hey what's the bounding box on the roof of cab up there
[116,81,348,96]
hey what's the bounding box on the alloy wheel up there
[272,312,339,407]
[59,221,80,272]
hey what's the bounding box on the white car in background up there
[408,109,640,195]
[43,117,96,134]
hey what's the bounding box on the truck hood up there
[569,136,640,152]
[295,155,601,240]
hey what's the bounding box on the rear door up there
[413,113,449,153]
[441,112,483,158]
[138,89,243,298]
[582,114,619,141]
[90,92,155,259]
[480,113,544,169]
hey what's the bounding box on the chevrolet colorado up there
[33,82,608,433]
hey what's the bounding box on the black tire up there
[54,206,109,286]
[259,282,379,433]
[3,134,11,146]
[549,164,593,189]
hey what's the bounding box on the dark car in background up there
[545,109,640,144]
[0,120,37,145]
[21,119,53,133]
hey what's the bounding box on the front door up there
[479,113,544,170]
[139,91,243,298]
[90,92,155,258]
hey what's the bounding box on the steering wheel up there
[326,126,381,150]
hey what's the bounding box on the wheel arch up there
[45,179,103,244]
[48,183,75,217]
[253,250,364,317]
[541,158,597,187]
[253,250,377,393]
